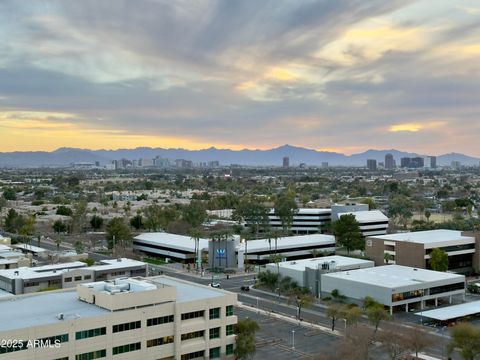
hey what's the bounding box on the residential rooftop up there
[322,265,465,289]
[369,229,474,245]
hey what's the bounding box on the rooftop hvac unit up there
[57,313,64,320]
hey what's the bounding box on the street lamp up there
[420,289,425,325]
[291,330,295,350]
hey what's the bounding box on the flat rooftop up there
[0,290,110,332]
[0,276,231,332]
[269,208,331,215]
[275,256,374,271]
[13,244,48,253]
[89,258,146,271]
[150,276,226,302]
[240,234,335,252]
[322,265,465,289]
[134,232,210,251]
[415,300,480,321]
[369,230,474,245]
[338,210,388,222]
[0,261,86,280]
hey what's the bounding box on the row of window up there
[181,310,205,320]
[112,320,141,333]
[76,327,106,340]
[75,349,106,360]
[181,330,205,341]
[65,275,91,283]
[112,342,141,355]
[183,345,234,360]
[147,314,174,327]
[146,336,174,348]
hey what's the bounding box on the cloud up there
[0,0,479,156]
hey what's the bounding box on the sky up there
[0,0,480,156]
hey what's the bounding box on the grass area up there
[143,257,168,265]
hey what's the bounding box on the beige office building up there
[0,276,237,360]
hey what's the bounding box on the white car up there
[210,283,221,288]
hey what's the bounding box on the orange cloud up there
[389,121,446,133]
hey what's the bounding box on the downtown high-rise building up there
[385,153,395,170]
[366,159,377,171]
[282,156,290,168]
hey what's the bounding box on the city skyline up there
[1,1,480,155]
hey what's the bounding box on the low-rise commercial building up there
[365,230,480,273]
[0,258,147,295]
[321,265,465,314]
[337,210,389,237]
[0,276,237,359]
[266,255,374,297]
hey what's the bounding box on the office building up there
[429,156,437,169]
[385,153,395,170]
[266,208,332,234]
[365,230,480,273]
[337,210,389,237]
[0,276,237,359]
[401,157,424,168]
[266,256,374,297]
[282,157,290,168]
[366,159,377,171]
[321,162,328,168]
[321,265,465,314]
[451,161,461,170]
[0,258,147,295]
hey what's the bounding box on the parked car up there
[210,282,221,288]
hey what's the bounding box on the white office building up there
[0,276,237,359]
[321,265,465,314]
[337,210,389,237]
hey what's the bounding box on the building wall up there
[0,289,237,360]
[365,238,388,266]
[394,242,426,268]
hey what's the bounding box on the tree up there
[388,195,413,229]
[379,324,410,360]
[71,200,88,233]
[274,192,298,233]
[234,318,260,360]
[143,205,177,231]
[0,197,7,212]
[404,326,435,359]
[257,270,279,291]
[429,248,449,271]
[19,216,35,236]
[74,240,84,254]
[90,215,104,231]
[130,214,144,230]
[233,196,269,239]
[53,220,67,234]
[384,252,393,264]
[54,236,63,251]
[342,306,362,327]
[448,323,480,360]
[288,287,314,319]
[56,206,73,216]
[2,187,17,201]
[332,214,363,253]
[424,210,431,221]
[327,303,343,331]
[106,217,132,254]
[182,201,207,229]
[5,208,24,233]
[334,324,373,360]
[367,305,389,336]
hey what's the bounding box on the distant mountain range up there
[0,145,478,168]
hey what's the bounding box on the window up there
[38,333,69,346]
[181,310,204,320]
[209,347,221,359]
[181,330,204,341]
[74,276,82,281]
[209,327,220,339]
[146,336,174,348]
[54,357,69,360]
[430,282,465,295]
[112,320,141,333]
[226,305,234,316]
[76,327,106,340]
[112,342,141,355]
[226,344,234,355]
[64,277,72,283]
[0,341,28,354]
[226,325,234,336]
[75,349,106,360]
[181,350,204,360]
[209,307,220,319]
[147,314,174,327]
[84,275,92,280]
